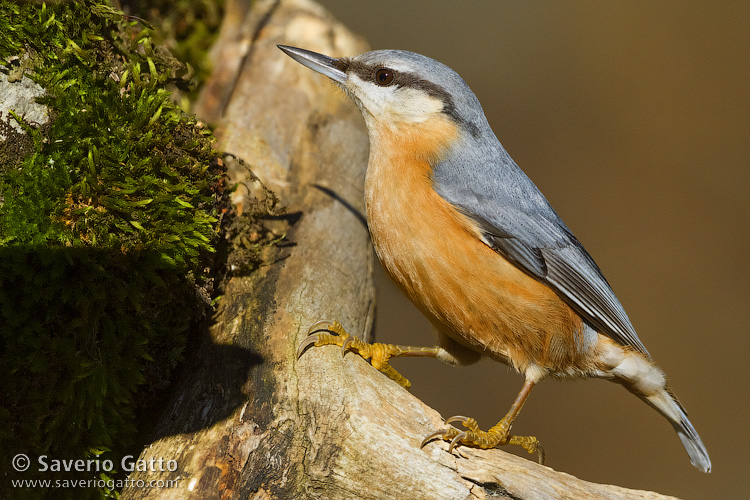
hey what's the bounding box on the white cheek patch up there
[389,87,444,122]
[347,75,444,124]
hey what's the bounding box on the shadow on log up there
[123,1,681,498]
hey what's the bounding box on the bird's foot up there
[298,320,412,389]
[421,415,544,464]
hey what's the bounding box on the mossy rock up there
[0,1,227,497]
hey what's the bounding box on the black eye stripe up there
[343,60,449,99]
[352,63,454,104]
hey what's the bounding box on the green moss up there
[0,1,229,498]
[120,0,225,108]
[0,1,221,257]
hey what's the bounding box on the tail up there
[643,389,712,473]
[604,343,711,472]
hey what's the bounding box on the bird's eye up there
[374,68,395,86]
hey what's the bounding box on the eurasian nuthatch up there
[279,44,710,473]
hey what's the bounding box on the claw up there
[445,415,470,426]
[420,429,449,448]
[448,431,467,453]
[307,319,335,334]
[341,335,355,357]
[536,444,545,465]
[298,320,340,359]
[297,334,321,359]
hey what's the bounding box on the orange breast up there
[364,116,588,373]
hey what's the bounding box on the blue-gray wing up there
[432,140,650,357]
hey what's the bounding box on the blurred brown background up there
[312,1,748,498]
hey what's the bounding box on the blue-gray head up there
[278,45,487,138]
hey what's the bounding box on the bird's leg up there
[422,379,544,463]
[298,320,441,389]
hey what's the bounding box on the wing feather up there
[472,212,650,357]
[432,137,650,357]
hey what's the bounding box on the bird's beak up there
[278,45,348,83]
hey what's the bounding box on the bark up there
[122,1,681,499]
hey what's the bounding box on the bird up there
[278,44,711,473]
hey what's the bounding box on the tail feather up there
[644,389,711,473]
[603,343,711,472]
